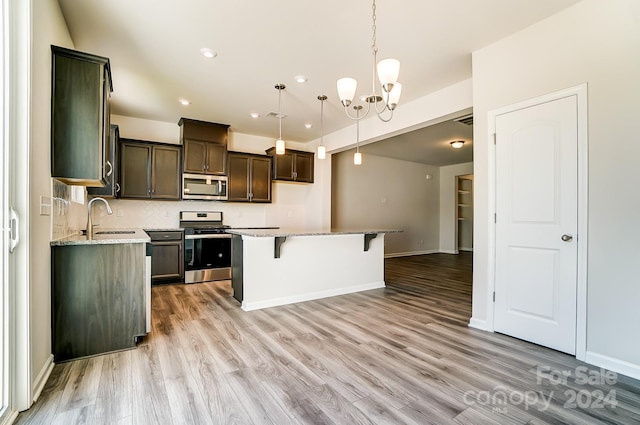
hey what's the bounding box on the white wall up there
[439,162,473,253]
[331,151,440,256]
[26,0,74,405]
[472,0,640,378]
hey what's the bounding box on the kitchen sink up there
[94,230,136,235]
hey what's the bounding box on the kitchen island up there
[50,229,150,361]
[227,228,400,311]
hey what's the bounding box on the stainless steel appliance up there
[182,173,228,200]
[180,211,231,283]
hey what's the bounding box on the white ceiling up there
[57,0,579,164]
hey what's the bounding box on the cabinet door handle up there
[115,183,120,193]
[106,160,113,177]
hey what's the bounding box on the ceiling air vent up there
[265,112,288,119]
[454,114,473,126]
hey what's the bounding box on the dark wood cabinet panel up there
[179,118,229,175]
[146,230,184,284]
[87,124,120,198]
[228,154,250,201]
[183,139,207,174]
[251,156,272,202]
[152,145,181,199]
[294,152,314,182]
[120,140,181,200]
[120,142,150,198]
[52,243,146,362]
[266,148,314,183]
[227,152,272,203]
[51,46,112,186]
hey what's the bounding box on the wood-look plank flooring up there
[16,253,640,424]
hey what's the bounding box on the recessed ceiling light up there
[450,140,465,149]
[200,48,217,59]
[294,75,308,83]
[304,123,313,129]
[179,98,191,106]
[250,112,260,118]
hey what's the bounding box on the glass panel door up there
[0,0,8,418]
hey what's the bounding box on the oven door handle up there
[185,234,232,240]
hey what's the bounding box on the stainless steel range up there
[180,211,231,284]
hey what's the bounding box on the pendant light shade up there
[317,95,327,160]
[317,145,326,160]
[274,83,286,155]
[353,105,362,165]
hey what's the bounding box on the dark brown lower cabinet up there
[228,152,272,202]
[146,230,184,284]
[52,243,146,362]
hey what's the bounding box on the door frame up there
[485,84,588,361]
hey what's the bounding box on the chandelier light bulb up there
[337,78,357,107]
[387,82,402,110]
[377,58,400,91]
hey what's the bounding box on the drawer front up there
[146,231,183,241]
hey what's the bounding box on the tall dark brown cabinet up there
[120,139,181,200]
[51,45,113,186]
[227,152,272,202]
[179,118,229,175]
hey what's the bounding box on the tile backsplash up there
[51,179,88,240]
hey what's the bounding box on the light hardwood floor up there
[16,253,640,424]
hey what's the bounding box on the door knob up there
[561,234,573,242]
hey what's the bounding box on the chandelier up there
[337,0,402,123]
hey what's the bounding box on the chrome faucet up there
[86,197,113,236]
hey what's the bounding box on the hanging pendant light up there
[353,106,363,165]
[317,95,327,160]
[274,83,286,155]
[337,0,402,124]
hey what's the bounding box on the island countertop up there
[50,228,150,246]
[226,228,402,238]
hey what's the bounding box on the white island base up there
[228,230,392,311]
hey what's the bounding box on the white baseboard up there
[1,410,19,425]
[459,247,474,252]
[385,250,439,258]
[438,249,459,255]
[468,317,490,331]
[31,354,54,403]
[242,281,386,311]
[585,351,640,381]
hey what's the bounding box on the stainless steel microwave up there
[182,173,228,200]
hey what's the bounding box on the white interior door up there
[494,95,578,355]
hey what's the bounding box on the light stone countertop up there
[225,228,402,238]
[50,228,151,246]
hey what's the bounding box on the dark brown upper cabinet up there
[51,45,113,186]
[120,139,181,200]
[87,124,120,198]
[179,118,229,175]
[265,148,314,183]
[227,152,272,203]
